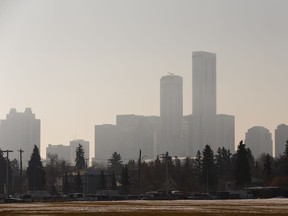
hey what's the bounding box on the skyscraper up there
[275,124,288,157]
[160,74,183,156]
[0,108,40,167]
[191,51,217,155]
[245,126,273,158]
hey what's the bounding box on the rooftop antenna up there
[168,72,174,76]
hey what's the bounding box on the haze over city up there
[0,0,288,159]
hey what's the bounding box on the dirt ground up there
[1,199,288,215]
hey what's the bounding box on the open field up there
[1,199,288,215]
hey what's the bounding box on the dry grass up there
[1,200,288,215]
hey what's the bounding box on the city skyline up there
[0,0,288,158]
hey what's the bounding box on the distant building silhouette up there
[46,144,70,162]
[275,124,288,157]
[95,115,159,163]
[182,115,192,156]
[95,124,118,163]
[216,114,235,152]
[0,108,40,167]
[160,74,184,156]
[46,140,89,166]
[245,126,273,158]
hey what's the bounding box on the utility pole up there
[18,149,24,194]
[3,150,13,197]
[138,149,141,194]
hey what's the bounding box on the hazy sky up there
[0,0,287,159]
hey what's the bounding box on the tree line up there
[1,140,288,195]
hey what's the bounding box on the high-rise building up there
[275,124,288,157]
[160,74,183,156]
[191,51,217,155]
[94,115,159,163]
[216,114,235,152]
[245,126,273,158]
[46,144,71,162]
[70,139,90,166]
[0,108,40,167]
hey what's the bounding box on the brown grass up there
[1,200,288,216]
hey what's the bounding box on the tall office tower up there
[160,74,183,156]
[245,126,273,159]
[46,144,71,162]
[275,124,288,157]
[70,139,90,166]
[216,114,235,152]
[191,51,217,155]
[0,108,40,167]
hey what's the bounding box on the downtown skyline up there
[0,0,287,158]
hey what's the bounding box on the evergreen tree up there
[0,150,13,194]
[26,145,45,191]
[202,145,216,191]
[195,150,202,174]
[275,140,288,176]
[100,170,106,190]
[263,154,273,182]
[281,140,288,175]
[216,148,233,177]
[127,160,137,171]
[75,144,85,170]
[108,152,123,173]
[215,147,233,190]
[284,140,288,159]
[234,141,251,186]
